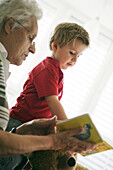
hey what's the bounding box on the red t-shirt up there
[10,57,64,123]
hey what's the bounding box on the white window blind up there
[92,70,113,142]
[61,15,113,170]
[61,24,112,118]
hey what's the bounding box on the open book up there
[56,113,113,156]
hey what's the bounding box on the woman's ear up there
[52,41,58,52]
[4,18,15,34]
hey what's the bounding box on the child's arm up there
[45,95,68,120]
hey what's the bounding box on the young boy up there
[7,22,90,129]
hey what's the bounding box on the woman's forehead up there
[27,16,38,36]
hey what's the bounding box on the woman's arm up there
[0,130,53,157]
[0,127,95,157]
[0,116,95,157]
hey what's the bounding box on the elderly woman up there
[0,0,42,130]
[0,0,95,169]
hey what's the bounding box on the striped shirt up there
[0,47,9,130]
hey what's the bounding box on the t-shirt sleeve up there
[33,67,59,98]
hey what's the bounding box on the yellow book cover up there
[56,113,113,156]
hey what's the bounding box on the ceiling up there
[62,0,113,32]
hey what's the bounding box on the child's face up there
[52,39,88,69]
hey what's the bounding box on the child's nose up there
[29,42,36,54]
[71,56,77,62]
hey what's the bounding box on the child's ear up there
[4,18,15,34]
[52,41,58,52]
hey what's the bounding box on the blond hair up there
[49,22,90,50]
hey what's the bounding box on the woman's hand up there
[16,116,96,154]
[16,116,57,135]
[51,127,96,153]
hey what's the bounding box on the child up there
[7,22,90,129]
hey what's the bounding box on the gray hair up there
[0,0,42,31]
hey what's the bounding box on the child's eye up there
[70,51,74,55]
